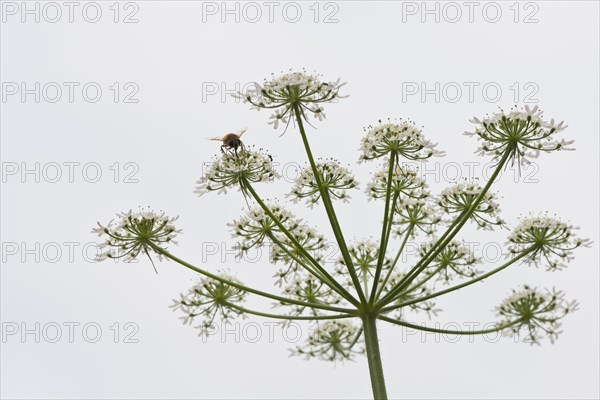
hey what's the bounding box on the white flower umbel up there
[438,181,504,230]
[496,285,578,344]
[359,120,445,162]
[93,76,591,399]
[366,164,428,200]
[271,225,326,285]
[92,208,181,272]
[292,320,364,362]
[335,240,391,291]
[420,240,480,284]
[230,203,299,251]
[392,197,442,236]
[171,273,247,336]
[386,273,441,319]
[465,105,573,165]
[288,160,358,206]
[195,147,277,195]
[507,215,591,271]
[235,69,346,129]
[282,276,343,316]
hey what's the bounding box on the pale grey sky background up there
[1,1,599,399]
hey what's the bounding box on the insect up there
[209,128,246,156]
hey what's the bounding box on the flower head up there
[438,181,504,230]
[230,203,299,251]
[359,120,444,162]
[171,273,247,336]
[92,208,180,272]
[292,320,364,362]
[271,225,326,286]
[288,160,358,206]
[387,273,441,318]
[236,69,346,129]
[392,197,441,236]
[507,215,591,271]
[335,240,391,289]
[465,105,573,165]
[365,164,428,200]
[420,240,480,283]
[282,275,342,316]
[195,147,277,195]
[496,285,578,344]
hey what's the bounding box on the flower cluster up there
[386,274,441,318]
[496,285,578,344]
[465,105,573,165]
[195,147,276,195]
[171,273,247,336]
[335,240,391,289]
[507,215,591,271]
[359,120,444,162]
[365,165,428,200]
[281,276,343,316]
[392,197,441,236]
[420,240,480,283]
[288,160,358,206]
[231,204,330,287]
[235,70,346,129]
[271,225,327,286]
[92,208,180,272]
[230,203,299,251]
[438,181,504,230]
[292,320,364,362]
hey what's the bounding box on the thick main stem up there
[363,314,388,400]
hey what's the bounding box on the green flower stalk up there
[93,71,591,400]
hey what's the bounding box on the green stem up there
[362,267,370,299]
[243,179,359,307]
[379,248,533,314]
[370,152,397,304]
[223,301,356,320]
[378,315,523,335]
[265,231,341,295]
[349,327,364,350]
[150,244,355,314]
[378,150,512,308]
[402,264,444,294]
[375,224,414,301]
[292,103,367,305]
[363,314,388,400]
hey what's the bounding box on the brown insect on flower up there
[209,128,247,156]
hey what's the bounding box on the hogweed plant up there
[93,71,590,399]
